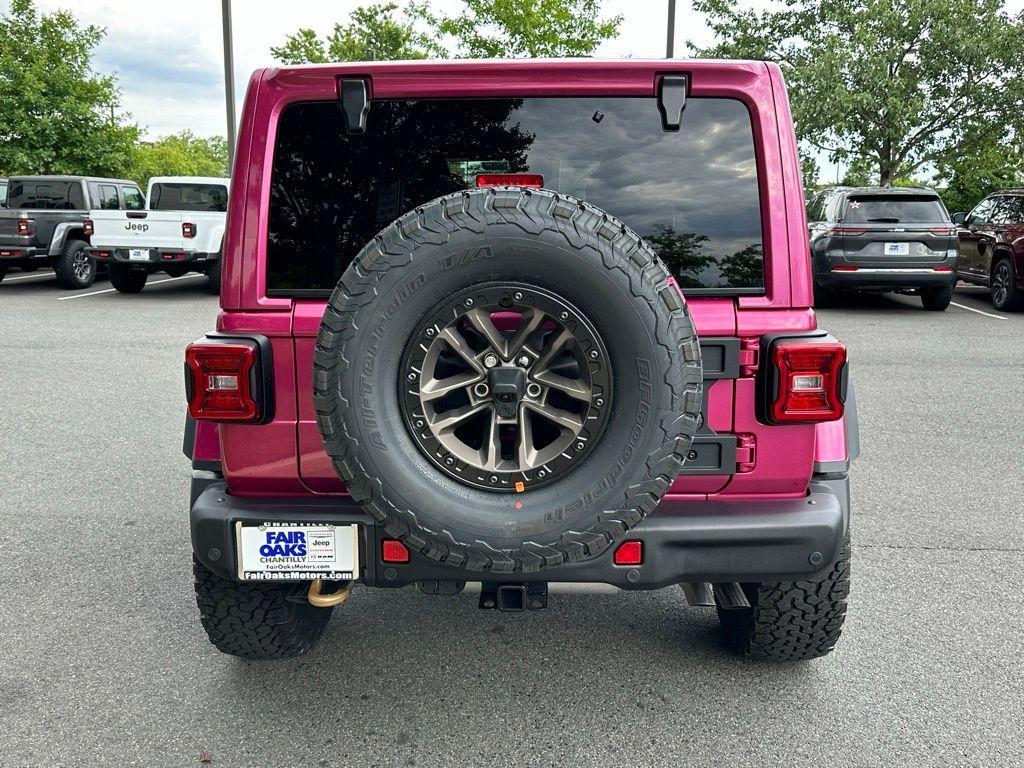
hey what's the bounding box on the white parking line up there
[3,272,53,282]
[950,301,1008,321]
[56,273,205,301]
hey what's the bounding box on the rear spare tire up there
[314,188,702,573]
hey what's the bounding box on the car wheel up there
[207,259,222,294]
[109,262,148,293]
[920,285,952,311]
[193,558,338,659]
[54,239,96,289]
[990,258,1024,312]
[314,188,703,574]
[717,536,850,661]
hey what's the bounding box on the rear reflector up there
[932,266,953,272]
[930,227,956,235]
[828,227,866,236]
[381,539,410,563]
[184,341,259,422]
[476,173,544,188]
[769,340,846,423]
[831,266,859,272]
[613,540,643,565]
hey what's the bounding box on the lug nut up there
[526,383,542,398]
[517,355,531,367]
[483,353,498,368]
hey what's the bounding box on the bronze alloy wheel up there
[399,283,612,491]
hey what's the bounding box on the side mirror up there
[951,212,967,225]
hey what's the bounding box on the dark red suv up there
[953,190,1024,311]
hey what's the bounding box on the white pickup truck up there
[86,176,229,293]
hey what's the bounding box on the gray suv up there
[806,186,958,310]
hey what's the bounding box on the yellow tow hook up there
[307,580,352,608]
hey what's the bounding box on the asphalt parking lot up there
[1,270,1021,768]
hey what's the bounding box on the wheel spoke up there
[431,402,489,432]
[532,327,574,375]
[506,307,546,358]
[478,409,503,471]
[465,308,509,357]
[532,370,591,401]
[524,400,584,433]
[517,407,539,469]
[419,371,481,402]
[438,326,485,372]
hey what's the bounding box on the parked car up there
[952,190,1024,311]
[806,186,958,310]
[87,176,229,294]
[0,178,8,208]
[184,59,857,662]
[0,175,145,288]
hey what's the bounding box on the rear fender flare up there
[48,222,87,255]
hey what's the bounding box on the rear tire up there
[717,537,850,661]
[109,263,148,293]
[54,239,95,289]
[193,559,336,659]
[207,259,221,294]
[920,285,952,311]
[0,266,6,284]
[812,279,833,306]
[990,258,1024,312]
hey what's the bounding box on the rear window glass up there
[7,180,85,210]
[268,97,764,294]
[843,195,948,224]
[150,183,228,212]
[0,182,7,207]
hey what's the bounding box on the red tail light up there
[381,539,410,563]
[185,341,260,422]
[476,173,544,188]
[83,219,93,236]
[17,219,33,236]
[613,540,643,565]
[930,227,956,235]
[932,266,953,272]
[831,266,859,272]
[182,222,196,238]
[768,340,847,423]
[827,227,866,236]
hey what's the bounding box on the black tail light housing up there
[184,334,273,423]
[758,332,847,424]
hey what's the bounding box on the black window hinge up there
[338,78,370,134]
[658,75,688,132]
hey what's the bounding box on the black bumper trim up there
[191,476,849,588]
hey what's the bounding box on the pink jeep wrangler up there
[184,59,857,662]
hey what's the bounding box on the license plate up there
[236,522,359,581]
[883,242,910,256]
[128,248,150,261]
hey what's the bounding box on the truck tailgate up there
[89,210,185,250]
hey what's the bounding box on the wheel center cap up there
[488,366,526,419]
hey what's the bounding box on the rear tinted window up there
[150,183,228,212]
[268,97,764,294]
[7,180,85,210]
[843,195,947,224]
[0,182,7,207]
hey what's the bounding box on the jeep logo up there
[124,222,149,232]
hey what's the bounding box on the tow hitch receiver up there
[479,582,548,612]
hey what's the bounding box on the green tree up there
[692,0,1024,186]
[0,0,138,176]
[719,243,763,288]
[933,121,1024,214]
[127,132,228,187]
[645,226,714,289]
[272,0,622,64]
[271,3,440,64]
[410,0,621,57]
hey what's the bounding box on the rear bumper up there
[0,246,48,260]
[89,247,215,266]
[190,476,850,589]
[816,266,957,290]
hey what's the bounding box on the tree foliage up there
[692,0,1024,187]
[270,3,440,64]
[127,132,228,188]
[0,0,138,176]
[272,0,621,64]
[410,0,621,57]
